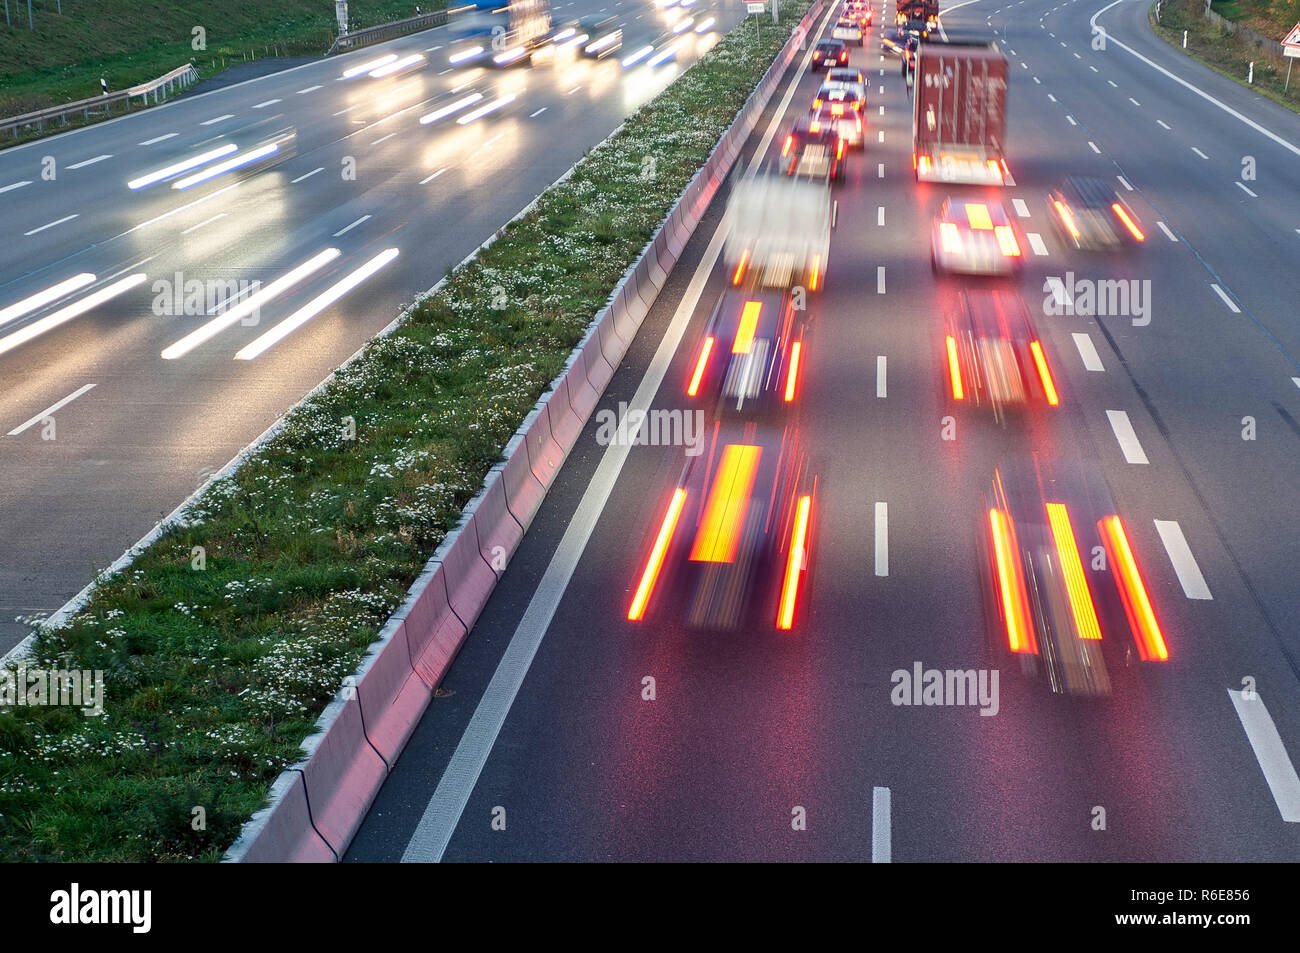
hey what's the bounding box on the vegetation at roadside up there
[0,3,814,861]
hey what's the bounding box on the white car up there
[810,103,863,151]
[832,20,865,46]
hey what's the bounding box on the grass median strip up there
[0,4,812,862]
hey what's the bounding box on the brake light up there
[840,51,848,61]
[628,488,686,621]
[809,254,821,291]
[918,154,932,175]
[855,115,862,132]
[965,203,993,230]
[733,300,760,354]
[732,249,749,285]
[999,158,1010,177]
[1045,503,1102,641]
[687,337,714,396]
[690,444,762,563]
[939,221,963,254]
[783,134,793,156]
[1099,516,1169,661]
[1029,340,1058,406]
[810,120,821,133]
[831,104,844,116]
[1112,203,1145,241]
[784,341,802,402]
[777,495,812,630]
[946,335,964,399]
[1054,200,1081,240]
[836,137,844,159]
[813,97,823,109]
[986,159,1002,180]
[814,50,822,59]
[994,225,1021,257]
[989,508,1036,653]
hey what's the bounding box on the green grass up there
[0,2,815,862]
[1152,0,1300,113]
[0,0,440,118]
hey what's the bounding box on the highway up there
[0,0,745,655]
[346,0,1300,861]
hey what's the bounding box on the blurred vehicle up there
[813,81,864,114]
[1047,174,1146,250]
[931,197,1021,275]
[896,0,938,28]
[943,289,1059,422]
[782,114,848,184]
[913,40,1010,185]
[826,66,867,93]
[685,290,806,415]
[813,38,850,70]
[725,172,833,291]
[167,127,297,192]
[847,1,874,27]
[552,14,622,58]
[810,100,863,151]
[882,26,920,60]
[447,0,552,67]
[627,422,816,631]
[979,456,1170,696]
[832,17,866,46]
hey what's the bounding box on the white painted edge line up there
[1211,283,1241,313]
[24,214,78,236]
[332,214,371,237]
[138,133,177,145]
[1153,519,1212,600]
[7,383,96,436]
[291,167,324,183]
[1071,331,1104,371]
[875,502,889,576]
[1027,232,1048,256]
[872,786,891,862]
[1156,220,1176,241]
[1228,690,1300,822]
[1106,409,1148,464]
[67,154,112,169]
[1012,198,1030,217]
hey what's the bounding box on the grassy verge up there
[0,1,438,120]
[1151,0,1300,112]
[0,4,814,861]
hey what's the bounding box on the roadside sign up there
[1284,22,1300,55]
[747,2,766,12]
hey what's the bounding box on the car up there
[1047,174,1146,250]
[685,290,806,415]
[627,422,816,631]
[881,26,920,59]
[810,88,864,149]
[813,81,864,114]
[822,69,868,106]
[574,15,623,57]
[943,290,1060,421]
[832,18,865,46]
[812,39,850,69]
[978,455,1170,696]
[931,197,1023,275]
[782,114,848,184]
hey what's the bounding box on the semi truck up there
[896,0,939,28]
[724,173,832,292]
[447,0,553,67]
[912,40,1011,186]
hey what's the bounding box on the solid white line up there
[1157,220,1176,241]
[875,502,889,576]
[420,168,447,184]
[1228,690,1300,821]
[252,99,281,109]
[138,133,177,145]
[297,85,323,94]
[180,213,227,235]
[1191,146,1208,159]
[1153,520,1212,600]
[1071,332,1104,371]
[877,163,884,178]
[1236,181,1257,198]
[1088,139,1099,152]
[371,132,397,145]
[1091,0,1300,160]
[7,383,96,436]
[24,214,78,236]
[0,180,31,194]
[1106,409,1149,464]
[1012,198,1029,217]
[872,786,891,862]
[877,206,884,226]
[877,266,886,294]
[1211,283,1241,313]
[1027,232,1048,256]
[332,215,371,237]
[291,167,324,183]
[1156,119,1171,130]
[200,114,234,126]
[67,154,111,169]
[876,355,887,398]
[529,107,547,117]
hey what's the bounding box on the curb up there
[225,0,829,863]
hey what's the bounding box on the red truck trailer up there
[912,41,1011,186]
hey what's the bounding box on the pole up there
[1182,29,1187,48]
[27,0,33,30]
[1286,57,1294,93]
[1247,60,1253,84]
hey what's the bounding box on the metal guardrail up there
[326,10,449,56]
[1,63,200,139]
